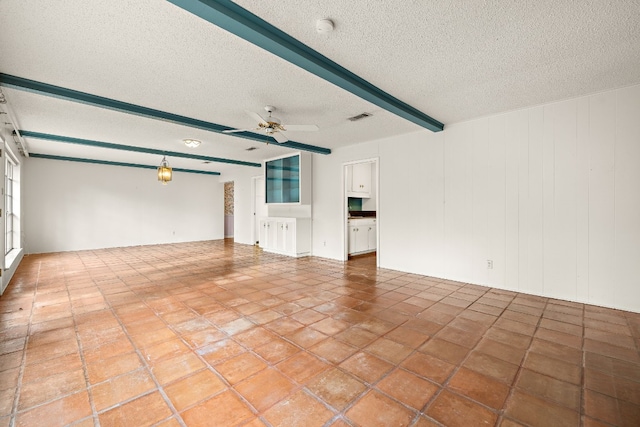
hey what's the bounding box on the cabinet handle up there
[285,225,288,231]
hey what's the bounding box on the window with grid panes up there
[5,158,14,255]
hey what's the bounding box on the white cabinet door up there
[348,225,358,254]
[347,162,372,198]
[260,219,277,250]
[367,222,377,251]
[276,219,296,254]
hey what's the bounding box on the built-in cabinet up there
[259,217,311,257]
[348,218,376,255]
[347,162,372,198]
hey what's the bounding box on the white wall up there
[311,84,640,313]
[24,158,224,253]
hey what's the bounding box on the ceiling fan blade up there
[272,132,288,143]
[282,124,319,132]
[222,129,253,134]
[246,110,269,126]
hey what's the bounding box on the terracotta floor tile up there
[474,338,526,366]
[339,352,394,384]
[447,367,510,410]
[182,391,254,427]
[254,338,300,364]
[82,336,135,363]
[506,390,580,427]
[529,338,582,365]
[263,390,334,427]
[179,328,226,349]
[196,338,245,364]
[463,352,519,384]
[18,368,86,410]
[0,351,23,372]
[401,352,455,384]
[584,338,640,363]
[346,390,416,427]
[516,369,581,410]
[484,327,531,350]
[334,326,379,348]
[309,337,358,364]
[365,337,413,364]
[523,352,582,385]
[419,338,469,365]
[534,327,582,349]
[140,338,191,363]
[87,351,143,385]
[15,390,92,427]
[215,352,267,384]
[91,369,156,411]
[376,368,438,410]
[234,326,276,349]
[277,351,330,383]
[164,369,226,411]
[0,388,14,417]
[0,367,19,392]
[5,240,640,426]
[426,390,497,427]
[235,367,296,411]
[98,391,172,426]
[149,351,206,385]
[265,318,305,335]
[307,368,367,411]
[286,327,329,348]
[310,317,351,336]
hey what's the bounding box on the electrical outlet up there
[487,260,493,269]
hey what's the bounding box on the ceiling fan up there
[223,105,318,143]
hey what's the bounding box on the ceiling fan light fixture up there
[183,138,201,148]
[157,156,172,185]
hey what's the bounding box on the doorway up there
[252,176,267,245]
[224,181,234,239]
[343,158,379,267]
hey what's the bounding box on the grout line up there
[8,258,41,427]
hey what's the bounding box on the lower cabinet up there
[259,217,311,257]
[348,218,376,255]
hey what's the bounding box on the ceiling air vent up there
[245,147,258,151]
[348,112,372,122]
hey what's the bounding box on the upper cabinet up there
[347,162,372,198]
[265,152,311,205]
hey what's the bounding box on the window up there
[5,157,15,255]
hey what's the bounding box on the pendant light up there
[157,156,172,184]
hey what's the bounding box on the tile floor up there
[1,240,639,427]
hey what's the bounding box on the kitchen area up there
[346,160,377,259]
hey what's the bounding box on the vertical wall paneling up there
[516,110,530,294]
[527,107,544,296]
[614,85,640,312]
[575,98,590,303]
[552,100,578,301]
[542,103,557,298]
[443,124,473,282]
[486,115,507,287]
[588,92,617,307]
[505,111,525,291]
[471,120,489,285]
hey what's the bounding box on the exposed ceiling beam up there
[20,130,260,168]
[30,153,221,175]
[0,73,331,155]
[167,0,444,133]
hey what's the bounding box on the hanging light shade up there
[157,156,172,184]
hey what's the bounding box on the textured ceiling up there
[1,0,639,175]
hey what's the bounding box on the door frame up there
[343,157,379,266]
[250,175,263,245]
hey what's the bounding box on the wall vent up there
[348,112,372,122]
